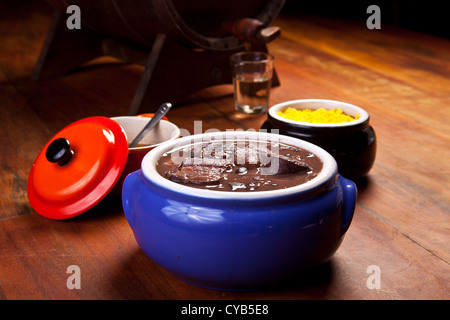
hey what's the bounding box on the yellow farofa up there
[278,107,359,123]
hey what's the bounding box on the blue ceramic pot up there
[261,99,376,180]
[122,131,357,291]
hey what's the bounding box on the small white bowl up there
[268,99,369,128]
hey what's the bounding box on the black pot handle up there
[46,138,74,166]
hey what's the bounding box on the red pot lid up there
[27,116,129,220]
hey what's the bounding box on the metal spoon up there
[128,102,172,148]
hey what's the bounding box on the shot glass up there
[230,51,274,115]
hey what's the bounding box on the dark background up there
[2,0,448,39]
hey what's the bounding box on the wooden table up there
[0,1,448,301]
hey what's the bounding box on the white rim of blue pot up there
[268,99,369,128]
[141,131,337,200]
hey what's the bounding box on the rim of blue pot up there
[140,131,337,200]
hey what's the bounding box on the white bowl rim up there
[268,99,369,128]
[111,116,181,150]
[141,131,337,200]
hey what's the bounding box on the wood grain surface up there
[0,0,448,300]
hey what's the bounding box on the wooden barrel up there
[50,0,285,50]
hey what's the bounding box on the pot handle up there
[339,175,357,235]
[122,170,141,229]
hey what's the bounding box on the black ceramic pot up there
[261,99,376,180]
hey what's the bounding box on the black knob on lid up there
[46,138,74,166]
